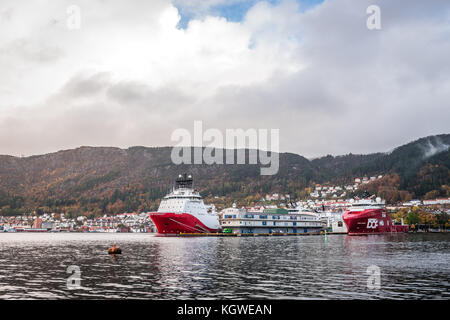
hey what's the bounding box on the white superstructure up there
[153,174,220,231]
[158,188,208,215]
[220,205,323,234]
[347,197,385,212]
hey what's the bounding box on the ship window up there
[338,221,343,227]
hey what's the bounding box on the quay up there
[176,232,345,237]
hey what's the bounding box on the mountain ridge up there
[0,134,448,216]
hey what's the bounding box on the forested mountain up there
[0,134,448,216]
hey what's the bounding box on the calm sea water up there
[0,233,448,299]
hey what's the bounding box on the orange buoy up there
[108,244,122,254]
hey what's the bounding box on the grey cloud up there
[107,80,196,112]
[0,72,197,156]
[0,38,64,63]
[421,137,450,159]
[60,73,112,98]
[188,0,450,156]
[0,7,13,22]
[0,0,449,159]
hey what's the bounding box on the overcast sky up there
[0,0,449,158]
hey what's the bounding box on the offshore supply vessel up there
[149,174,221,234]
[342,198,409,235]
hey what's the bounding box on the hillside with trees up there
[0,134,448,216]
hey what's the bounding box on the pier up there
[176,232,346,237]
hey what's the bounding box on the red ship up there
[342,198,409,235]
[149,174,221,235]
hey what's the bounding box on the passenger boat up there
[220,204,323,234]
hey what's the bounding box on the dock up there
[176,232,346,237]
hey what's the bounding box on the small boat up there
[108,245,122,254]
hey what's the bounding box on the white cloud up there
[0,0,449,158]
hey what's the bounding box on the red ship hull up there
[149,212,220,234]
[343,208,409,235]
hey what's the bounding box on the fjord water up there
[0,233,448,299]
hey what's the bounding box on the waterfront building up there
[423,198,450,206]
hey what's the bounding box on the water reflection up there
[0,233,448,299]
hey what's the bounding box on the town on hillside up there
[1,190,448,233]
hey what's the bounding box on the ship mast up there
[175,174,193,189]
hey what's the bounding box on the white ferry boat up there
[220,204,323,234]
